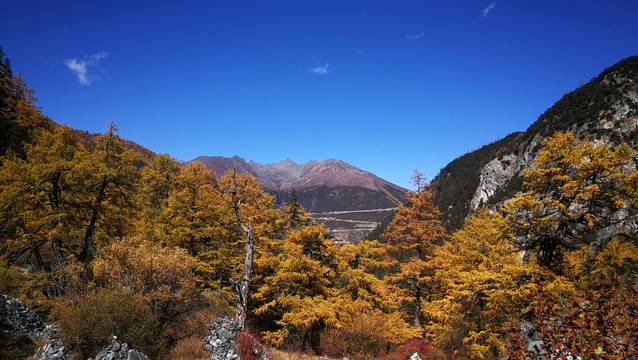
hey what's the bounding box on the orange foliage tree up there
[504,131,637,271]
[253,223,339,352]
[0,126,84,273]
[425,211,542,358]
[383,170,447,328]
[320,240,418,359]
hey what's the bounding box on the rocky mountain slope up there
[192,156,407,242]
[431,55,638,230]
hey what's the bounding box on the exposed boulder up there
[520,323,545,359]
[203,317,240,360]
[88,335,149,360]
[203,317,269,360]
[35,336,66,360]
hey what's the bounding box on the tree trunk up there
[79,175,108,264]
[230,170,254,331]
[235,220,254,330]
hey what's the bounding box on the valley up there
[192,156,407,242]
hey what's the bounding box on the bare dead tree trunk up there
[229,170,254,331]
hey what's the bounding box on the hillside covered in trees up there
[1,49,637,360]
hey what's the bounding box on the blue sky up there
[2,1,637,189]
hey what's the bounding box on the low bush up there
[237,331,264,360]
[168,335,209,360]
[320,311,390,359]
[52,287,161,358]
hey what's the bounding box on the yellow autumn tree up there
[424,211,547,358]
[136,153,181,240]
[253,223,339,352]
[159,161,224,255]
[74,121,140,264]
[319,240,418,359]
[0,121,141,271]
[335,240,398,314]
[383,170,447,328]
[504,131,637,272]
[0,126,84,273]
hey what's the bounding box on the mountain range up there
[191,155,407,242]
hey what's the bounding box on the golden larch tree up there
[383,170,447,328]
[504,131,637,272]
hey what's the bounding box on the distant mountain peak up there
[192,156,406,192]
[279,158,296,165]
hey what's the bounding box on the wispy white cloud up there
[310,63,329,75]
[482,2,496,18]
[64,52,109,85]
[405,32,425,40]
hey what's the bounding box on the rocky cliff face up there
[191,156,407,243]
[469,154,519,211]
[432,56,638,230]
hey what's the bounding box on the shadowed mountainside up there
[430,55,638,230]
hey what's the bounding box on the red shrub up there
[396,339,431,359]
[237,331,263,360]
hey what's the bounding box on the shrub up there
[169,335,209,360]
[320,310,411,359]
[52,287,161,358]
[52,237,229,359]
[92,237,227,342]
[237,331,264,360]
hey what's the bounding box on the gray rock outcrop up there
[470,154,519,211]
[0,288,45,333]
[202,317,269,360]
[203,317,240,360]
[1,287,64,359]
[88,336,149,360]
[520,323,545,359]
[35,335,66,360]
